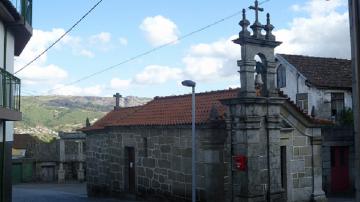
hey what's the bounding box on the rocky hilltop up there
[14,95,151,141]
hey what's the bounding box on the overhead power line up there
[27,0,270,95]
[15,0,103,74]
[46,11,242,93]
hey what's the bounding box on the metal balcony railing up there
[0,68,21,111]
[9,0,32,26]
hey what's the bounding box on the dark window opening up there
[296,93,308,113]
[331,93,344,121]
[277,65,286,88]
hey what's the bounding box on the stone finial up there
[239,9,250,37]
[264,13,275,41]
[113,92,122,110]
[85,117,91,127]
[249,0,264,39]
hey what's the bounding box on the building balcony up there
[0,0,33,56]
[0,68,21,121]
[9,0,32,26]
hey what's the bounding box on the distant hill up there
[14,95,151,141]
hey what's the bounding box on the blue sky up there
[15,0,351,98]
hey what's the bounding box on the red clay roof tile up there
[82,88,332,131]
[279,54,352,89]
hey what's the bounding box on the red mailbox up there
[233,155,247,171]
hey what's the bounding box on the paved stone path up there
[13,183,142,202]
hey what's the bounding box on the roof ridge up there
[278,53,350,61]
[153,88,240,100]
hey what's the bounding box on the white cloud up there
[79,49,95,58]
[49,84,104,96]
[133,65,182,85]
[302,0,346,17]
[83,85,103,96]
[182,35,240,81]
[110,78,131,89]
[140,15,179,46]
[89,32,111,44]
[118,37,128,46]
[19,64,68,85]
[15,29,118,88]
[15,29,70,85]
[291,4,301,12]
[106,36,240,91]
[275,0,350,59]
[17,29,66,64]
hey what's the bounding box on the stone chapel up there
[81,1,330,201]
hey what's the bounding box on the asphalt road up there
[12,183,355,202]
[12,183,141,202]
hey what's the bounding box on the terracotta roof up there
[82,88,332,131]
[81,89,239,130]
[82,106,142,131]
[13,134,37,149]
[279,54,352,89]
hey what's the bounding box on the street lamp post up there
[181,80,196,202]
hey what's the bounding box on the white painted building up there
[275,54,352,122]
[275,54,355,195]
[0,0,32,201]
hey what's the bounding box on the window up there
[296,93,308,113]
[277,65,286,88]
[331,93,344,121]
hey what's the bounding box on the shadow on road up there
[13,183,141,202]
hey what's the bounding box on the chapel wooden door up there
[331,146,350,193]
[126,147,136,193]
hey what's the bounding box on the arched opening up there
[277,65,286,88]
[254,53,268,96]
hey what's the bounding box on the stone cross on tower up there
[224,2,287,201]
[113,92,122,110]
[233,0,281,97]
[249,0,264,38]
[249,0,263,23]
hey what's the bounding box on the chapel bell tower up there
[233,0,281,97]
[222,1,286,202]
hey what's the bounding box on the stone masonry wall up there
[281,128,319,202]
[86,126,217,201]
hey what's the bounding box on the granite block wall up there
[86,126,216,201]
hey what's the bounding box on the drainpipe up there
[296,73,300,94]
[311,136,315,201]
[230,114,234,202]
[1,25,8,202]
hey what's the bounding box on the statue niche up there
[254,54,268,96]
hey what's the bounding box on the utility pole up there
[348,0,360,201]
